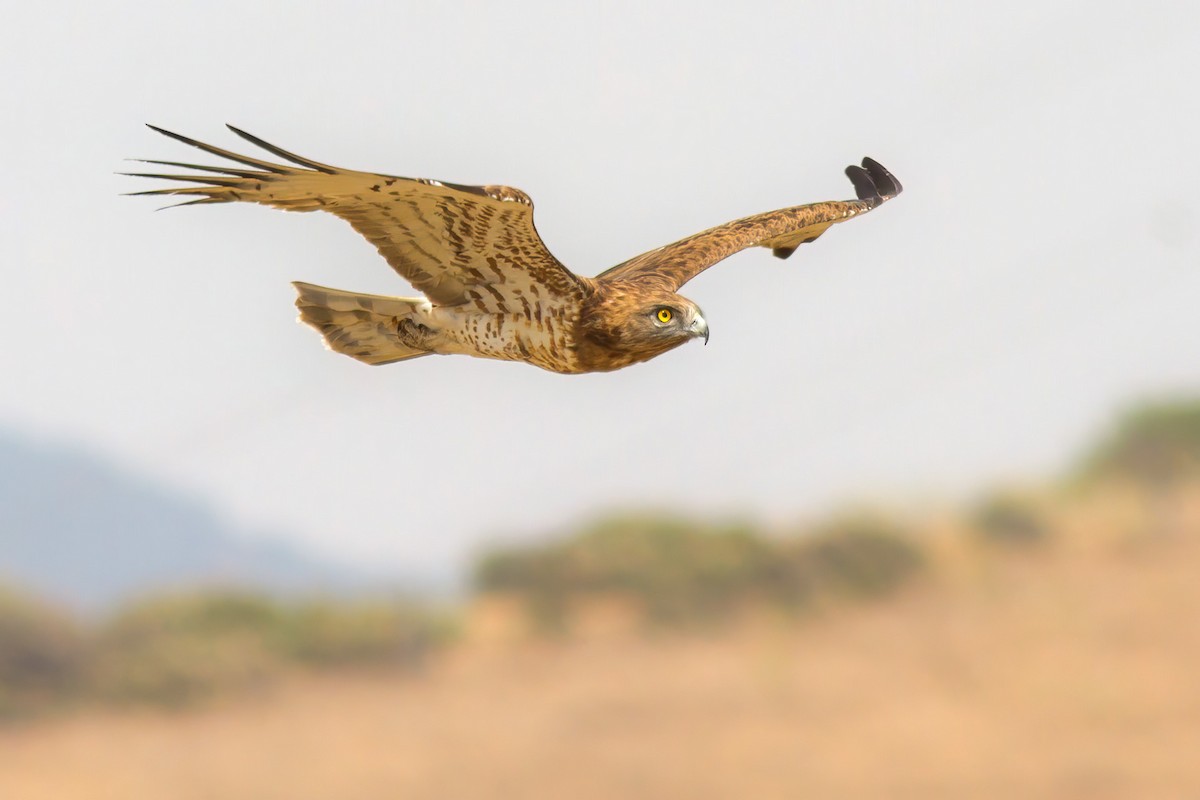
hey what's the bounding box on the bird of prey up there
[127,125,902,374]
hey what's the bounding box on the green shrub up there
[276,598,452,668]
[88,590,452,706]
[89,629,277,708]
[1080,399,1200,485]
[100,591,284,642]
[0,585,454,715]
[91,591,283,707]
[475,512,925,630]
[971,494,1048,546]
[478,514,779,628]
[0,587,87,717]
[789,516,926,600]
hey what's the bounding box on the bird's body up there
[294,283,589,372]
[128,126,901,374]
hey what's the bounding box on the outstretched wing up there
[596,158,902,291]
[126,125,587,310]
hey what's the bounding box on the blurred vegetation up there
[475,513,924,631]
[277,597,457,667]
[6,397,1198,718]
[970,493,1049,547]
[91,592,282,708]
[1079,399,1200,485]
[0,588,452,718]
[0,588,87,718]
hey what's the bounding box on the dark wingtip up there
[845,164,876,202]
[772,246,798,260]
[845,158,902,207]
[861,157,902,197]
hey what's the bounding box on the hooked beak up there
[690,315,709,345]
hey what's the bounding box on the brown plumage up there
[127,125,902,374]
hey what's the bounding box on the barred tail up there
[292,282,432,366]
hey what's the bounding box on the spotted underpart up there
[128,125,901,374]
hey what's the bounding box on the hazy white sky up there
[1,2,1197,580]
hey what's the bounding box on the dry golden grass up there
[1,486,1198,799]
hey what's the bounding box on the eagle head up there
[577,283,709,371]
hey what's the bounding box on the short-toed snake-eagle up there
[128,125,901,374]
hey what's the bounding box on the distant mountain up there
[0,429,365,610]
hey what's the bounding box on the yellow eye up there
[656,308,673,324]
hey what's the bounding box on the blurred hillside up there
[1,476,1197,797]
[0,430,364,609]
[0,398,1197,797]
